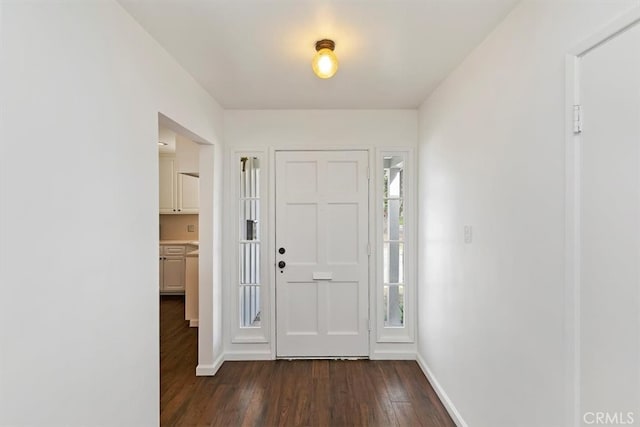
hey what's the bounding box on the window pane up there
[240,157,260,198]
[383,154,407,331]
[384,285,404,327]
[239,155,261,330]
[384,242,404,284]
[240,243,260,285]
[383,199,404,242]
[240,285,261,327]
[383,156,404,199]
[240,199,259,240]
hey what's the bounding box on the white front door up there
[578,21,640,423]
[275,150,369,358]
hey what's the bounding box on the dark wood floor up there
[160,296,455,427]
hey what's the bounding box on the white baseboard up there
[224,350,274,361]
[370,350,416,360]
[189,319,199,327]
[416,353,467,427]
[195,353,224,376]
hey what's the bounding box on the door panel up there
[286,282,319,334]
[578,22,640,424]
[286,203,318,263]
[276,150,369,357]
[286,161,318,195]
[327,160,359,194]
[326,282,360,335]
[326,203,360,264]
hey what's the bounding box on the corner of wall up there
[195,353,225,377]
[415,354,468,427]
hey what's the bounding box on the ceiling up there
[158,124,176,153]
[118,0,519,109]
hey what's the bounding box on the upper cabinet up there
[159,154,199,214]
[176,135,199,176]
[178,174,199,213]
[159,155,176,213]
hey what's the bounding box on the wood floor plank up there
[240,386,268,427]
[354,361,398,427]
[378,361,412,403]
[310,377,331,427]
[312,359,330,379]
[392,402,422,427]
[394,362,456,427]
[160,296,455,427]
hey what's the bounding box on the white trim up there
[564,53,581,427]
[189,319,199,327]
[268,147,277,359]
[270,146,373,152]
[195,353,225,376]
[569,7,640,56]
[416,354,467,427]
[224,350,274,361]
[370,350,416,360]
[368,148,377,357]
[564,8,640,427]
[228,149,270,344]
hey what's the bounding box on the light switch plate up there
[464,225,473,244]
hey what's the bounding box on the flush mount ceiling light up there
[312,39,338,79]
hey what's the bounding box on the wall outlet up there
[187,224,195,232]
[464,225,473,244]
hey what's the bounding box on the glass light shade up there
[312,48,338,79]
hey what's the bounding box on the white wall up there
[417,1,639,426]
[0,1,223,425]
[223,110,418,358]
[224,110,417,149]
[197,143,225,375]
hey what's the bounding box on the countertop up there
[160,240,199,246]
[159,240,199,257]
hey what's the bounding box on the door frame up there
[564,8,640,427]
[268,147,376,359]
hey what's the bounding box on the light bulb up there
[312,40,338,79]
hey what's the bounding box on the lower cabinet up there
[159,245,186,293]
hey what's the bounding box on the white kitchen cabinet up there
[159,245,186,293]
[178,174,199,214]
[159,156,176,213]
[159,252,164,291]
[176,134,199,175]
[162,257,185,292]
[159,154,199,214]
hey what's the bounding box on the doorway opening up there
[156,112,219,415]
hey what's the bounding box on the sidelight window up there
[378,149,413,343]
[383,155,405,327]
[239,156,261,328]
